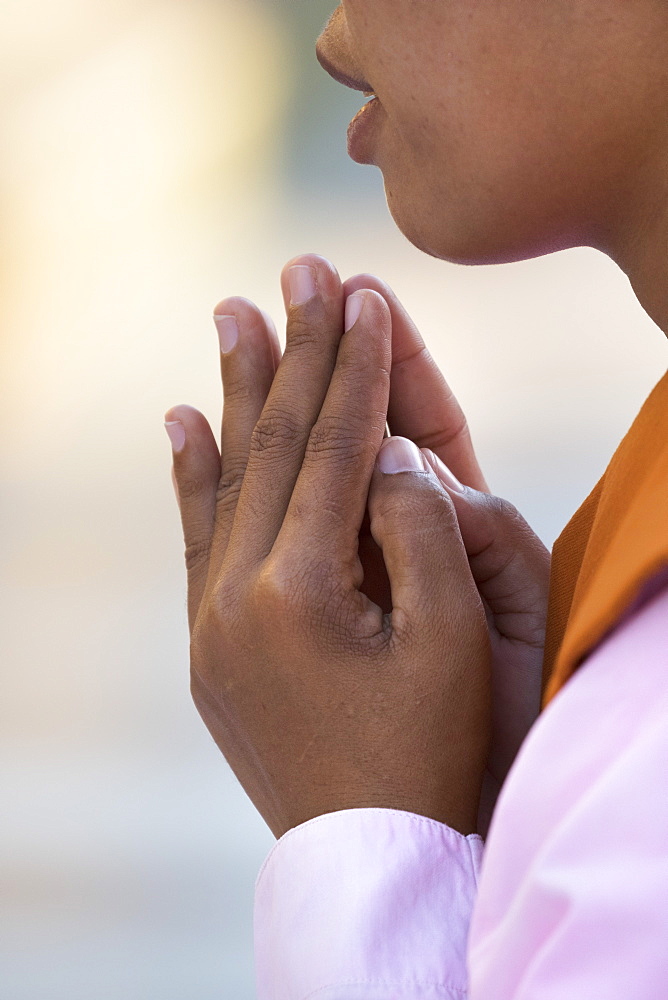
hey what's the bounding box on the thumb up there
[367,436,480,632]
[421,448,551,645]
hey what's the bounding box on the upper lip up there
[315,46,374,94]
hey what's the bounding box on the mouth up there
[315,45,375,96]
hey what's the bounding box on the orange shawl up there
[541,369,668,709]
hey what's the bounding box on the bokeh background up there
[1,1,666,997]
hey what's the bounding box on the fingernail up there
[164,420,186,453]
[213,313,239,354]
[425,449,465,492]
[345,291,365,332]
[288,265,317,306]
[378,436,428,474]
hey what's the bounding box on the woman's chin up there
[383,181,585,267]
[382,185,491,264]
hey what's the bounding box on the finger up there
[342,273,489,492]
[222,254,345,569]
[259,308,283,372]
[208,297,281,574]
[275,289,391,574]
[421,448,550,644]
[421,446,549,787]
[164,404,221,631]
[367,436,479,630]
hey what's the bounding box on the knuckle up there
[427,492,460,533]
[254,555,305,607]
[222,379,254,406]
[177,474,208,504]
[184,535,211,574]
[376,483,457,532]
[418,415,470,454]
[250,407,302,456]
[254,554,334,618]
[307,414,371,462]
[215,466,245,514]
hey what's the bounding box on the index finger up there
[274,289,391,574]
[342,273,489,493]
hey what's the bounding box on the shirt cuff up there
[254,807,483,1000]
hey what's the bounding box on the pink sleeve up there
[254,807,482,999]
[254,583,668,1000]
[468,579,668,999]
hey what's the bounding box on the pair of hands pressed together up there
[165,254,551,840]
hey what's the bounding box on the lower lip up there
[347,96,382,164]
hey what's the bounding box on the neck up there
[621,236,668,340]
[604,151,668,338]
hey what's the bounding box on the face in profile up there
[317,1,668,270]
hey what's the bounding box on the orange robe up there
[541,369,668,709]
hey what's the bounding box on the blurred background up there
[1,0,666,996]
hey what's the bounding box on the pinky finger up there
[164,403,221,631]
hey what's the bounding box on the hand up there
[341,273,551,836]
[165,254,492,839]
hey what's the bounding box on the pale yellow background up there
[1,1,666,996]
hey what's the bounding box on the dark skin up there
[165,256,549,839]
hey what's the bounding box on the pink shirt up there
[254,580,668,999]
